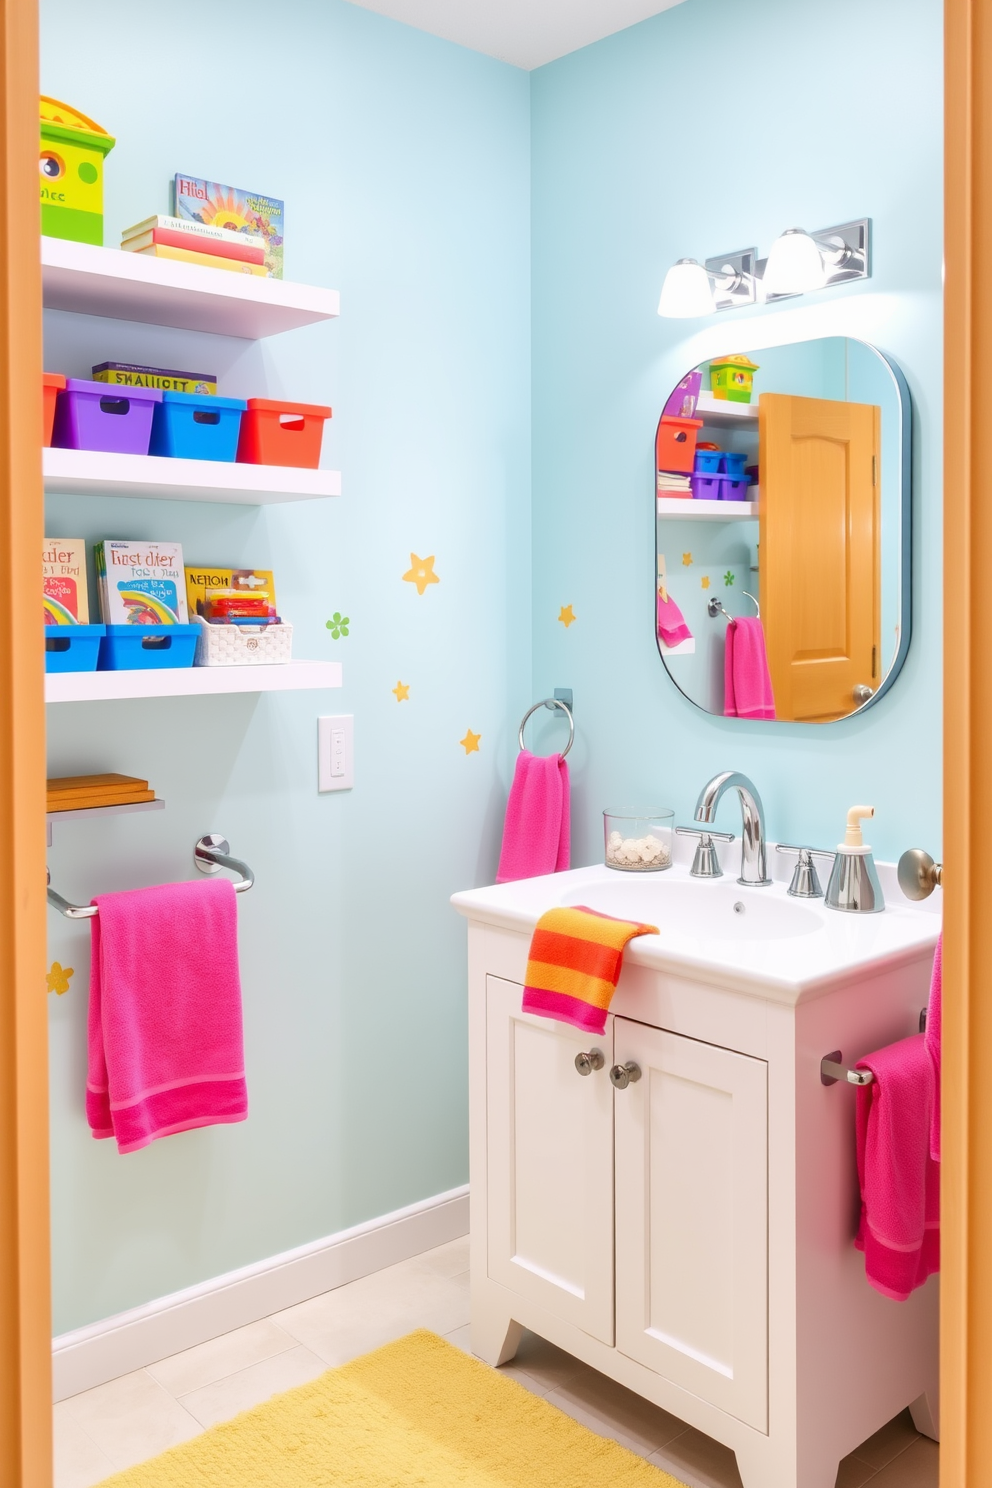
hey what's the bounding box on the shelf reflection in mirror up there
[655,336,910,723]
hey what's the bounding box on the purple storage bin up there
[663,370,703,420]
[719,475,753,502]
[690,474,722,501]
[53,378,162,456]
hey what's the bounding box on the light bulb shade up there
[762,228,825,295]
[657,259,716,318]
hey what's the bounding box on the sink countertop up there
[451,840,941,1003]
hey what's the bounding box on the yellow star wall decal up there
[701,575,711,590]
[402,553,440,595]
[558,605,576,627]
[47,961,74,996]
[682,552,693,566]
[460,729,481,754]
[392,681,410,702]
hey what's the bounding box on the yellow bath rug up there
[98,1329,688,1486]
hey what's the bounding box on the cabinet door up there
[614,1018,768,1431]
[486,976,615,1343]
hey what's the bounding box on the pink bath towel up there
[724,617,776,720]
[854,1033,939,1301]
[657,592,692,647]
[925,934,942,1163]
[87,879,247,1155]
[496,750,570,884]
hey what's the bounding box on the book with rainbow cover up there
[95,540,188,625]
[174,175,284,279]
[44,538,89,624]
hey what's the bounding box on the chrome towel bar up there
[821,1011,928,1088]
[47,834,254,919]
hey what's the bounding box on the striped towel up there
[522,905,659,1035]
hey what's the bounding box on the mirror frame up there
[653,341,913,723]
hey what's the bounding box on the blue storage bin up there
[720,452,748,478]
[693,449,722,474]
[45,623,105,673]
[148,392,247,463]
[98,624,199,671]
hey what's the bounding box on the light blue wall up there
[531,0,942,867]
[42,0,531,1333]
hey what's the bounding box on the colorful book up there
[185,565,277,621]
[93,363,217,396]
[174,175,284,279]
[43,538,89,624]
[123,229,265,265]
[95,541,188,625]
[122,214,266,251]
[132,244,268,276]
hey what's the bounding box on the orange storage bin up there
[43,373,67,446]
[236,397,332,469]
[656,414,702,475]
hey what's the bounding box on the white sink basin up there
[561,876,823,942]
[451,844,941,1003]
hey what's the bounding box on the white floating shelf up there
[694,393,758,425]
[42,237,339,339]
[44,446,341,506]
[46,797,164,845]
[46,660,342,704]
[659,636,695,656]
[657,497,757,521]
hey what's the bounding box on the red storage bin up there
[236,398,332,469]
[43,373,66,447]
[655,414,702,475]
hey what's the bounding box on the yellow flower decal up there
[701,575,711,590]
[47,961,74,996]
[460,729,481,755]
[392,681,410,701]
[682,552,693,566]
[402,554,440,595]
[558,605,576,627]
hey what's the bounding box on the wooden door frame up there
[0,0,52,1485]
[943,2,992,1482]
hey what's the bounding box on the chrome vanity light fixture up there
[657,219,870,317]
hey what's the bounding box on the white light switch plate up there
[318,714,353,791]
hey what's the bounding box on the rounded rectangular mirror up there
[655,337,911,723]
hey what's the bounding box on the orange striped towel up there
[522,905,658,1034]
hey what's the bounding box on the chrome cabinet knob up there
[610,1061,641,1090]
[574,1049,605,1076]
[853,684,875,703]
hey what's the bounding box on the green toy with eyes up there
[40,97,115,246]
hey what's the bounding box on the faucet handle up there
[676,826,735,880]
[775,843,835,899]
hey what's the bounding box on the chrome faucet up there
[694,771,771,886]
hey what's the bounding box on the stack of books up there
[657,472,692,496]
[120,214,268,276]
[46,774,156,814]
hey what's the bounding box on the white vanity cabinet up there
[456,863,940,1488]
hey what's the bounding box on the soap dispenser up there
[824,805,885,914]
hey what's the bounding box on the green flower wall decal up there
[326,612,350,638]
[723,571,735,587]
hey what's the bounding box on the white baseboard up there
[52,1184,469,1401]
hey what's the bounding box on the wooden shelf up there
[657,497,757,521]
[46,797,164,845]
[694,393,758,426]
[42,237,339,339]
[44,447,341,506]
[46,660,342,703]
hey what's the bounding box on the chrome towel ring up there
[518,698,574,758]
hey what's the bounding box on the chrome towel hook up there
[518,697,574,758]
[47,834,254,919]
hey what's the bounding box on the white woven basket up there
[194,617,293,666]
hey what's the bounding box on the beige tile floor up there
[54,1236,938,1488]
